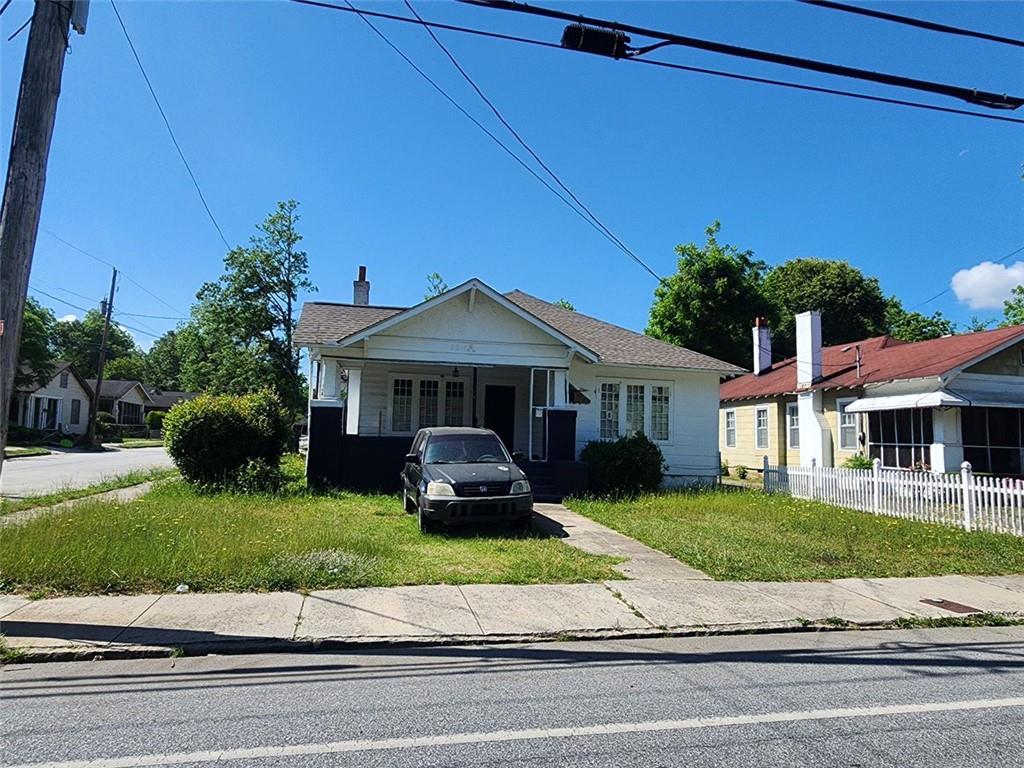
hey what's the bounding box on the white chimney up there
[752,317,771,375]
[353,265,370,306]
[795,310,822,388]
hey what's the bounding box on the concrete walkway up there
[3,504,1024,660]
[0,481,157,527]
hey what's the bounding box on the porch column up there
[930,407,963,473]
[320,358,341,400]
[552,369,568,407]
[345,367,362,436]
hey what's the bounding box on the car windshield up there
[423,434,510,464]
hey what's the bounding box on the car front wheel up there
[417,500,437,534]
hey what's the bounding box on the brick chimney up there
[752,317,771,375]
[353,265,370,306]
[795,310,822,388]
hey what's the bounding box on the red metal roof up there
[720,324,1024,401]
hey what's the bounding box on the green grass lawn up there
[0,467,179,517]
[3,447,51,459]
[0,457,620,596]
[118,438,164,449]
[568,490,1024,582]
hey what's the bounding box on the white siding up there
[20,371,92,435]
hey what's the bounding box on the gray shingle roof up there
[294,291,742,374]
[86,379,150,402]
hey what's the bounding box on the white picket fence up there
[762,457,1024,537]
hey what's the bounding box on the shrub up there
[6,424,46,446]
[735,464,748,480]
[163,389,290,490]
[96,411,116,434]
[842,453,874,470]
[232,458,285,494]
[720,459,729,476]
[145,410,167,431]
[580,432,666,497]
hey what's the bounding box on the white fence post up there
[961,461,974,531]
[810,457,817,501]
[872,458,881,514]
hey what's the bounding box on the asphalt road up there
[4,627,1024,767]
[0,447,172,498]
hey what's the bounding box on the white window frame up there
[786,403,800,449]
[754,406,769,450]
[724,409,736,448]
[387,373,470,435]
[650,385,670,442]
[59,371,69,389]
[836,397,859,452]
[596,377,673,444]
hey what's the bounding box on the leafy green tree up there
[144,329,184,390]
[884,297,955,342]
[178,200,315,415]
[1002,285,1024,327]
[763,258,887,355]
[104,353,150,383]
[424,272,448,300]
[16,298,56,389]
[647,222,771,368]
[52,310,139,378]
[963,316,995,333]
[553,298,575,311]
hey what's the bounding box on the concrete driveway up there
[0,447,173,498]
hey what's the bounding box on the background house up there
[295,268,742,496]
[9,361,93,436]
[720,313,1024,475]
[86,379,152,426]
[142,388,198,414]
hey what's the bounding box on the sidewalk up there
[3,505,1024,661]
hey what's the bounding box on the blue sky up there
[2,0,1021,350]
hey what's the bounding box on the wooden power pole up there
[84,267,116,447]
[0,1,79,474]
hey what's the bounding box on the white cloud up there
[57,314,77,323]
[951,260,1024,310]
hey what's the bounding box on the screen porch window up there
[961,407,1023,475]
[120,402,143,425]
[725,410,736,448]
[444,381,465,426]
[787,404,800,448]
[391,378,413,432]
[625,384,645,436]
[837,399,859,451]
[418,380,439,428]
[600,382,620,439]
[867,408,933,469]
[755,407,769,449]
[651,386,670,442]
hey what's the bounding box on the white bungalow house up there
[9,361,93,436]
[85,379,152,426]
[295,268,742,496]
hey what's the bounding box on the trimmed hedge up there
[163,390,290,490]
[580,432,666,497]
[145,410,167,432]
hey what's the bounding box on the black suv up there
[400,427,533,533]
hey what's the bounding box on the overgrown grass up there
[568,490,1024,581]
[0,467,179,516]
[3,447,50,459]
[0,456,620,595]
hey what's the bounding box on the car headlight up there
[426,481,455,497]
[510,479,531,495]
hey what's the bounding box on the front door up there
[484,385,516,453]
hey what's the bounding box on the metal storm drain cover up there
[919,598,982,614]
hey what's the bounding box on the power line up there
[109,0,231,250]
[401,0,662,281]
[0,0,13,18]
[6,13,30,41]
[913,244,1024,309]
[460,0,1023,111]
[29,284,163,338]
[317,0,662,281]
[288,1,1024,126]
[115,310,188,321]
[797,0,1024,49]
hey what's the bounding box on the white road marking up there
[9,696,1024,768]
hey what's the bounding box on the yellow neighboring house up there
[720,312,1024,475]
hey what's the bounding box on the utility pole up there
[85,267,116,447]
[0,1,80,475]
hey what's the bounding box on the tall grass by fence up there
[763,457,1024,537]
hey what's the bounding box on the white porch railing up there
[763,457,1024,537]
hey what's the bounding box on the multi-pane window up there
[961,407,1024,476]
[444,381,465,426]
[755,407,769,449]
[867,409,933,469]
[70,399,81,425]
[725,410,736,448]
[418,380,439,428]
[837,399,859,451]
[391,378,413,432]
[120,402,143,425]
[59,372,69,388]
[600,382,620,439]
[787,404,800,449]
[651,386,670,442]
[625,384,645,436]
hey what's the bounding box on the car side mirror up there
[405,453,419,464]
[511,451,525,463]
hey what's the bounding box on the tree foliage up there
[883,297,955,342]
[52,310,139,379]
[16,298,56,389]
[647,222,772,368]
[553,298,575,311]
[424,272,448,300]
[1002,285,1024,327]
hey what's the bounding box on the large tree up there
[52,310,139,379]
[16,298,56,389]
[179,200,315,414]
[763,258,887,355]
[1002,284,1024,327]
[884,297,955,342]
[648,222,771,368]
